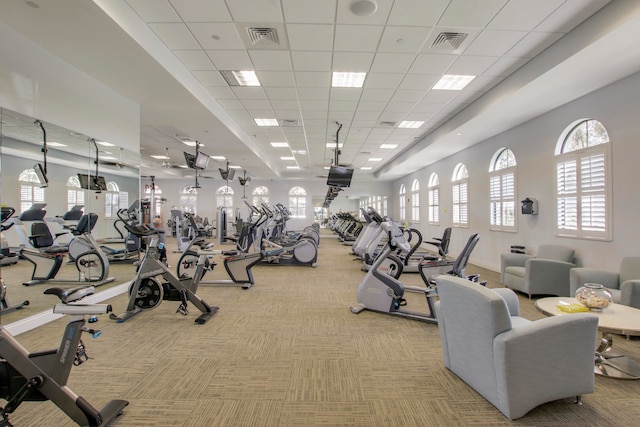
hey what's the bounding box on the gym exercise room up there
[2,0,640,425]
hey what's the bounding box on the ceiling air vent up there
[379,121,396,127]
[279,119,300,127]
[431,32,468,50]
[247,27,279,46]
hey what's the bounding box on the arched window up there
[489,148,517,232]
[399,184,406,221]
[105,181,119,219]
[144,184,163,219]
[252,186,270,207]
[66,175,86,212]
[411,179,420,223]
[452,163,469,227]
[555,119,611,240]
[19,168,45,213]
[428,173,439,225]
[217,186,234,211]
[180,186,198,214]
[289,186,307,218]
[382,196,388,216]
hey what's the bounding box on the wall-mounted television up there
[78,173,107,191]
[183,151,196,169]
[219,168,235,181]
[326,165,354,188]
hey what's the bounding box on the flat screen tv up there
[326,165,354,188]
[34,163,48,188]
[77,173,107,191]
[183,151,196,169]
[194,151,210,169]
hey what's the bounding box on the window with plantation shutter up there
[399,184,406,221]
[428,173,439,225]
[288,186,306,218]
[489,148,517,232]
[452,163,469,227]
[19,169,45,213]
[555,119,611,240]
[180,186,198,215]
[411,179,420,223]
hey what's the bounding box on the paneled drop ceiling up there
[4,0,640,183]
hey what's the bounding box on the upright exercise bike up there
[0,286,128,426]
[109,223,218,324]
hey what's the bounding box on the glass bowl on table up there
[575,283,613,311]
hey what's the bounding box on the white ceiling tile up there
[332,52,374,72]
[385,101,419,112]
[298,88,330,101]
[387,0,449,26]
[378,26,432,53]
[505,31,564,58]
[231,86,268,100]
[360,88,394,102]
[127,0,181,22]
[364,73,405,89]
[272,110,302,120]
[241,99,273,111]
[378,112,407,122]
[148,23,201,49]
[398,74,439,91]
[438,0,508,28]
[225,0,284,23]
[249,51,293,71]
[301,110,328,120]
[333,25,385,52]
[390,90,425,103]
[410,101,443,114]
[191,70,227,85]
[282,0,337,24]
[205,85,236,99]
[487,0,565,31]
[353,110,381,121]
[188,23,244,50]
[329,100,358,110]
[205,50,253,69]
[294,72,331,87]
[256,71,295,87]
[330,88,363,102]
[287,24,334,51]
[216,98,245,110]
[269,99,300,110]
[356,101,387,111]
[169,0,233,22]
[264,88,298,100]
[536,0,610,32]
[173,50,215,70]
[370,52,417,73]
[447,55,499,75]
[291,51,333,71]
[299,99,330,110]
[336,0,394,25]
[464,30,528,56]
[408,54,457,74]
[482,56,529,77]
[420,90,459,104]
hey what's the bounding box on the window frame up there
[288,186,307,219]
[411,179,420,223]
[451,163,469,228]
[399,184,406,221]
[488,148,517,232]
[427,173,439,225]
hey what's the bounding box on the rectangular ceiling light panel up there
[220,70,261,86]
[332,72,366,88]
[433,74,476,90]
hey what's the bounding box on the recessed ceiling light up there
[368,158,382,162]
[151,155,170,160]
[96,141,115,147]
[220,70,261,87]
[326,142,344,148]
[182,140,202,147]
[287,166,300,170]
[270,142,289,148]
[100,156,118,161]
[433,74,476,90]
[47,142,66,147]
[360,166,373,170]
[350,0,378,17]
[380,144,398,149]
[292,150,307,155]
[398,121,424,129]
[332,72,366,88]
[255,118,279,126]
[229,165,242,169]
[280,156,295,160]
[210,155,226,161]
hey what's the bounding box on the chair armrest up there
[491,288,520,316]
[570,268,620,295]
[526,259,576,296]
[501,253,532,282]
[620,280,640,309]
[494,314,598,418]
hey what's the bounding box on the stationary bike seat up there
[44,286,95,303]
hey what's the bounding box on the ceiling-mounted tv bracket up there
[89,138,102,193]
[33,120,49,187]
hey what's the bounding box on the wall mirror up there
[1,108,140,326]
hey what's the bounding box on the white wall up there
[392,71,640,273]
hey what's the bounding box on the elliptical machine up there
[109,223,218,324]
[1,208,29,314]
[0,285,128,426]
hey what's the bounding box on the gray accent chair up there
[501,245,575,297]
[570,257,640,308]
[434,275,598,420]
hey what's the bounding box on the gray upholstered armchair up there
[434,275,598,420]
[501,244,575,297]
[570,257,640,308]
